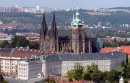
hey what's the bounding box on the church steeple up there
[50,12,58,51]
[51,12,57,39]
[40,13,48,38]
[40,13,48,51]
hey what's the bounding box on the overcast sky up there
[0,0,129,8]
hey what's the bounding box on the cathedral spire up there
[52,12,56,22]
[51,12,57,38]
[50,12,58,51]
[40,13,48,51]
[40,13,48,38]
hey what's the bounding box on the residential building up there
[17,59,43,80]
[100,46,130,57]
[0,47,42,77]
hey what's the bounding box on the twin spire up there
[40,12,57,38]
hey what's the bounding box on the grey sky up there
[0,0,129,8]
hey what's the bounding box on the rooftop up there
[45,51,126,61]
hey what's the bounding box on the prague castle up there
[40,7,101,53]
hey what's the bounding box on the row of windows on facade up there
[62,62,111,66]
[19,75,27,77]
[1,69,15,72]
[18,64,28,67]
[1,66,16,69]
[62,60,111,63]
[19,68,28,70]
[1,60,17,62]
[18,71,27,74]
[1,63,16,65]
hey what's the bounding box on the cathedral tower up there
[71,6,85,53]
[40,13,50,52]
[50,12,59,51]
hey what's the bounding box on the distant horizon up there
[0,5,130,9]
[0,0,129,9]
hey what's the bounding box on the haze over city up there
[0,0,129,8]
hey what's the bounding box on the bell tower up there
[71,6,85,53]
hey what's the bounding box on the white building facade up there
[0,56,21,77]
[45,51,127,76]
[17,60,43,80]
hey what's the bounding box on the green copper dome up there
[71,6,84,26]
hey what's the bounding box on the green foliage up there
[115,66,125,75]
[83,72,91,80]
[74,63,84,80]
[11,36,29,47]
[0,74,8,83]
[103,40,130,47]
[84,63,102,82]
[49,79,56,83]
[29,41,39,49]
[66,70,75,81]
[0,35,39,49]
[128,58,130,63]
[67,62,130,82]
[0,41,10,48]
[0,80,8,83]
[87,63,98,73]
[66,63,83,81]
[44,77,56,83]
[91,71,101,82]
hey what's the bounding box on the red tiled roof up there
[0,47,61,58]
[100,47,116,53]
[10,47,43,58]
[100,46,130,55]
[0,52,10,57]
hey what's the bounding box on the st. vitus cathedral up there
[40,7,100,53]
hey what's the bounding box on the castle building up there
[43,51,127,76]
[40,7,101,53]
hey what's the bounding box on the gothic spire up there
[51,12,57,39]
[50,12,58,51]
[52,12,56,22]
[40,13,48,38]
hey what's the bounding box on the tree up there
[91,71,101,82]
[11,36,29,47]
[74,63,84,80]
[28,41,39,49]
[49,79,56,83]
[115,66,125,75]
[66,63,83,81]
[101,71,109,82]
[87,63,98,73]
[83,63,102,82]
[83,72,91,80]
[66,70,75,81]
[0,41,10,48]
[107,70,118,83]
